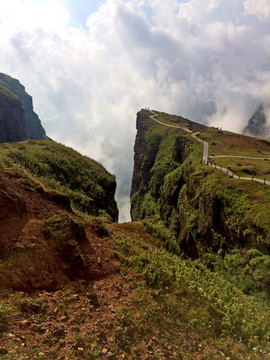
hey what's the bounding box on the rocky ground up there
[0,170,258,359]
[0,170,191,359]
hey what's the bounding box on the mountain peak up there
[0,73,47,142]
[243,103,270,139]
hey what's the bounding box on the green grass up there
[210,156,270,181]
[132,110,270,247]
[200,128,270,157]
[0,84,20,102]
[152,110,206,131]
[0,140,117,220]
[131,110,270,357]
[111,223,270,358]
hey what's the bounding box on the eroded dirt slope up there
[0,170,115,292]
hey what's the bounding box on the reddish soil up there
[0,170,115,292]
[0,171,240,359]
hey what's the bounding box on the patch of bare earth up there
[0,172,230,359]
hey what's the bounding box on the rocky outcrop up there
[131,110,189,221]
[0,73,46,141]
[0,174,26,220]
[131,111,161,199]
[0,84,26,143]
[243,104,270,139]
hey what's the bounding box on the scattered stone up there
[106,354,117,360]
[52,327,66,338]
[30,324,46,333]
[19,299,46,314]
[87,292,100,307]
[0,348,8,355]
[258,168,270,176]
[20,319,30,326]
[59,315,68,322]
[58,339,66,347]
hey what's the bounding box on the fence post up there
[264,178,266,184]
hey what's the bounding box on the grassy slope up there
[1,110,270,358]
[0,84,20,102]
[200,128,270,180]
[0,139,118,220]
[111,222,270,359]
[1,219,270,359]
[130,110,270,356]
[132,110,270,242]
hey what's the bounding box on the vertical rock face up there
[131,111,160,200]
[131,110,270,259]
[0,73,46,140]
[0,84,26,143]
[243,104,270,139]
[131,110,188,221]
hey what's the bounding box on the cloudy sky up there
[0,0,269,221]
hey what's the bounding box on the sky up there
[0,0,269,221]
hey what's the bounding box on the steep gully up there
[149,110,270,186]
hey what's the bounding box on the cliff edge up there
[131,109,270,258]
[0,73,47,141]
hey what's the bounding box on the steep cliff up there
[131,110,270,258]
[0,73,46,140]
[0,84,26,143]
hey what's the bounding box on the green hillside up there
[129,109,270,356]
[1,108,270,359]
[131,110,270,249]
[0,139,118,221]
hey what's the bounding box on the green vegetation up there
[132,110,270,249]
[0,140,118,220]
[210,156,270,181]
[200,128,270,157]
[130,110,270,356]
[112,224,270,358]
[0,83,20,102]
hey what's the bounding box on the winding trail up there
[149,110,270,186]
[210,155,270,160]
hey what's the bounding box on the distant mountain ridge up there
[243,103,270,139]
[0,73,47,142]
[0,83,26,143]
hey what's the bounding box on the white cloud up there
[0,0,269,220]
[244,0,270,20]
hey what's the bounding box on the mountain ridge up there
[0,73,47,142]
[243,103,270,140]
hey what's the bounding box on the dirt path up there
[211,155,270,160]
[149,110,270,186]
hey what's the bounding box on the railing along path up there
[149,110,270,186]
